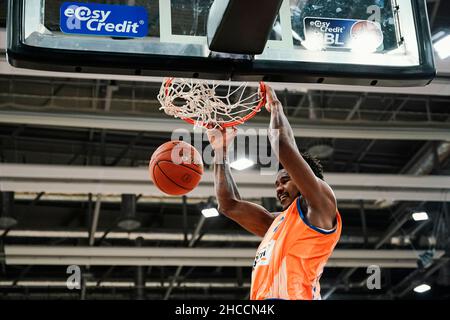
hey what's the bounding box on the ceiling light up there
[307,139,334,159]
[434,34,450,60]
[117,218,141,231]
[412,211,429,221]
[0,216,18,229]
[307,144,334,159]
[201,208,219,218]
[413,284,431,293]
[230,158,254,170]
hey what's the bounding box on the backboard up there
[7,0,435,86]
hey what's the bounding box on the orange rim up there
[162,78,266,128]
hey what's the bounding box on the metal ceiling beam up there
[345,93,367,121]
[0,280,252,289]
[88,195,102,246]
[1,111,450,141]
[10,193,390,210]
[383,258,449,299]
[397,259,449,298]
[2,184,448,202]
[1,164,449,201]
[3,246,444,268]
[0,229,382,245]
[3,164,450,188]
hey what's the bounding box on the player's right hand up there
[206,126,237,152]
[264,84,282,113]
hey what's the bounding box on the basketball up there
[149,141,203,195]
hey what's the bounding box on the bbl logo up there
[303,17,383,52]
[60,2,148,38]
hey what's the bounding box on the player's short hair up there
[278,152,324,180]
[301,152,324,180]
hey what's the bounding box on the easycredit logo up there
[60,2,148,38]
[64,6,111,23]
[303,17,383,52]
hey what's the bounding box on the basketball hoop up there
[157,78,266,128]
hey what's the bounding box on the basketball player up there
[207,84,342,300]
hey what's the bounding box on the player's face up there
[275,169,300,210]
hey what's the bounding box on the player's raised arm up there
[265,84,337,230]
[207,127,274,237]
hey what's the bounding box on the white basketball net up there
[157,78,264,128]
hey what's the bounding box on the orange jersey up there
[250,196,342,300]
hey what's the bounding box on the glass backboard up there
[7,0,435,86]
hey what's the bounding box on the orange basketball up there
[149,141,203,195]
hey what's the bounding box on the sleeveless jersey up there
[250,196,342,300]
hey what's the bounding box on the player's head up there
[275,152,324,210]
